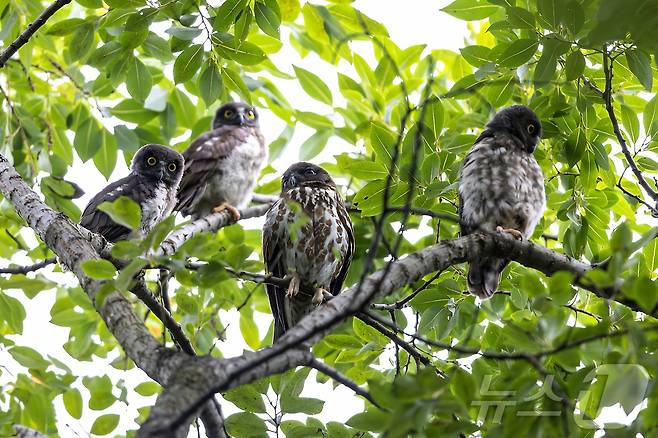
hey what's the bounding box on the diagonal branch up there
[602,50,658,212]
[0,154,224,437]
[308,358,382,409]
[156,204,271,257]
[0,0,73,68]
[0,257,56,274]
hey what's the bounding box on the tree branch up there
[0,0,73,68]
[309,358,382,409]
[602,50,658,213]
[156,204,271,257]
[0,154,224,437]
[0,257,56,274]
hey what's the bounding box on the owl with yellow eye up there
[175,101,267,221]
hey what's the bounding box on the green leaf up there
[97,196,141,231]
[213,0,249,31]
[644,95,658,138]
[9,346,50,369]
[441,0,499,20]
[222,67,251,100]
[110,99,159,124]
[626,49,653,92]
[84,375,117,410]
[564,128,586,167]
[213,32,266,65]
[90,414,120,435]
[459,45,493,67]
[498,39,539,68]
[239,311,261,350]
[225,412,268,438]
[534,38,570,85]
[255,0,281,38]
[565,50,585,81]
[299,130,331,160]
[63,389,83,419]
[507,7,535,29]
[0,293,26,333]
[347,410,388,432]
[423,97,444,138]
[174,44,204,83]
[224,384,267,413]
[126,57,153,102]
[198,62,223,106]
[134,381,161,396]
[281,396,324,414]
[81,259,117,280]
[93,130,117,180]
[293,65,333,105]
[74,118,103,162]
[69,22,95,61]
[621,104,640,143]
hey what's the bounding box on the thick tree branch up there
[13,425,48,438]
[0,0,72,68]
[0,154,223,437]
[156,204,271,257]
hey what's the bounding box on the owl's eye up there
[246,110,255,120]
[168,162,177,172]
[527,124,536,134]
[146,156,157,166]
[305,169,316,175]
[224,109,234,118]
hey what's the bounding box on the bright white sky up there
[0,1,633,436]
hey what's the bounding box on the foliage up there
[0,0,657,436]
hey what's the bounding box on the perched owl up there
[175,102,267,221]
[459,105,546,299]
[263,162,354,341]
[80,144,184,242]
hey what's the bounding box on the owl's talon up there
[312,288,328,305]
[496,226,523,240]
[213,202,241,222]
[286,273,300,299]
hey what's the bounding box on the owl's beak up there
[237,113,247,125]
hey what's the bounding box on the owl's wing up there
[175,126,244,215]
[263,199,292,341]
[329,195,354,296]
[80,174,138,242]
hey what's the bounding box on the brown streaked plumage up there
[263,162,354,341]
[459,105,546,299]
[175,102,267,220]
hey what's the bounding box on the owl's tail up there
[467,258,507,299]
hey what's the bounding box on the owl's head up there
[213,102,259,129]
[487,105,542,153]
[132,144,184,186]
[281,162,335,191]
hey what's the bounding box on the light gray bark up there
[0,154,224,437]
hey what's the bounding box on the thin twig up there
[309,358,383,409]
[602,50,658,214]
[0,0,73,67]
[0,257,57,274]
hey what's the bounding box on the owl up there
[175,102,267,221]
[459,105,546,299]
[80,144,184,242]
[263,162,354,341]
